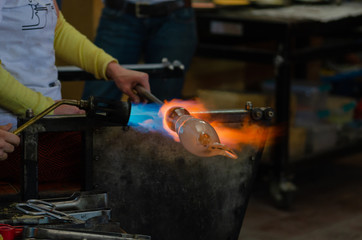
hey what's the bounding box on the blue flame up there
[128,103,166,133]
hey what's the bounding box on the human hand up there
[0,123,20,161]
[53,101,86,115]
[106,62,150,103]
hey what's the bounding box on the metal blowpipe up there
[13,99,87,135]
[134,85,164,105]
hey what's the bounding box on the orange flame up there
[159,98,209,142]
[156,98,283,152]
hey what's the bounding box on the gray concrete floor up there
[238,151,362,240]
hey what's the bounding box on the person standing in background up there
[82,0,198,101]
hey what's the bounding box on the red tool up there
[0,224,23,240]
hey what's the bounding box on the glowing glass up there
[166,107,237,159]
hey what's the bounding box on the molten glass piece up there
[166,107,238,159]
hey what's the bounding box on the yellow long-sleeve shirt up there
[0,12,116,117]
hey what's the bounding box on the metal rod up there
[28,228,151,240]
[13,99,82,135]
[191,109,249,123]
[134,85,164,105]
[50,192,108,210]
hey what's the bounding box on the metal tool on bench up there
[17,192,151,239]
[41,191,109,211]
[23,227,151,240]
[0,192,149,239]
[1,192,111,226]
[15,199,84,225]
[0,210,110,226]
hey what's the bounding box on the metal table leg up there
[271,29,297,209]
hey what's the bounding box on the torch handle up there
[134,85,164,105]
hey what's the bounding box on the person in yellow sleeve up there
[0,0,150,130]
[0,0,149,184]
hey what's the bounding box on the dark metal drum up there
[93,125,265,240]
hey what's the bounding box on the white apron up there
[0,0,60,129]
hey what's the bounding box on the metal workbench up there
[195,2,362,207]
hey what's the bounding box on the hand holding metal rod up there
[134,85,164,105]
